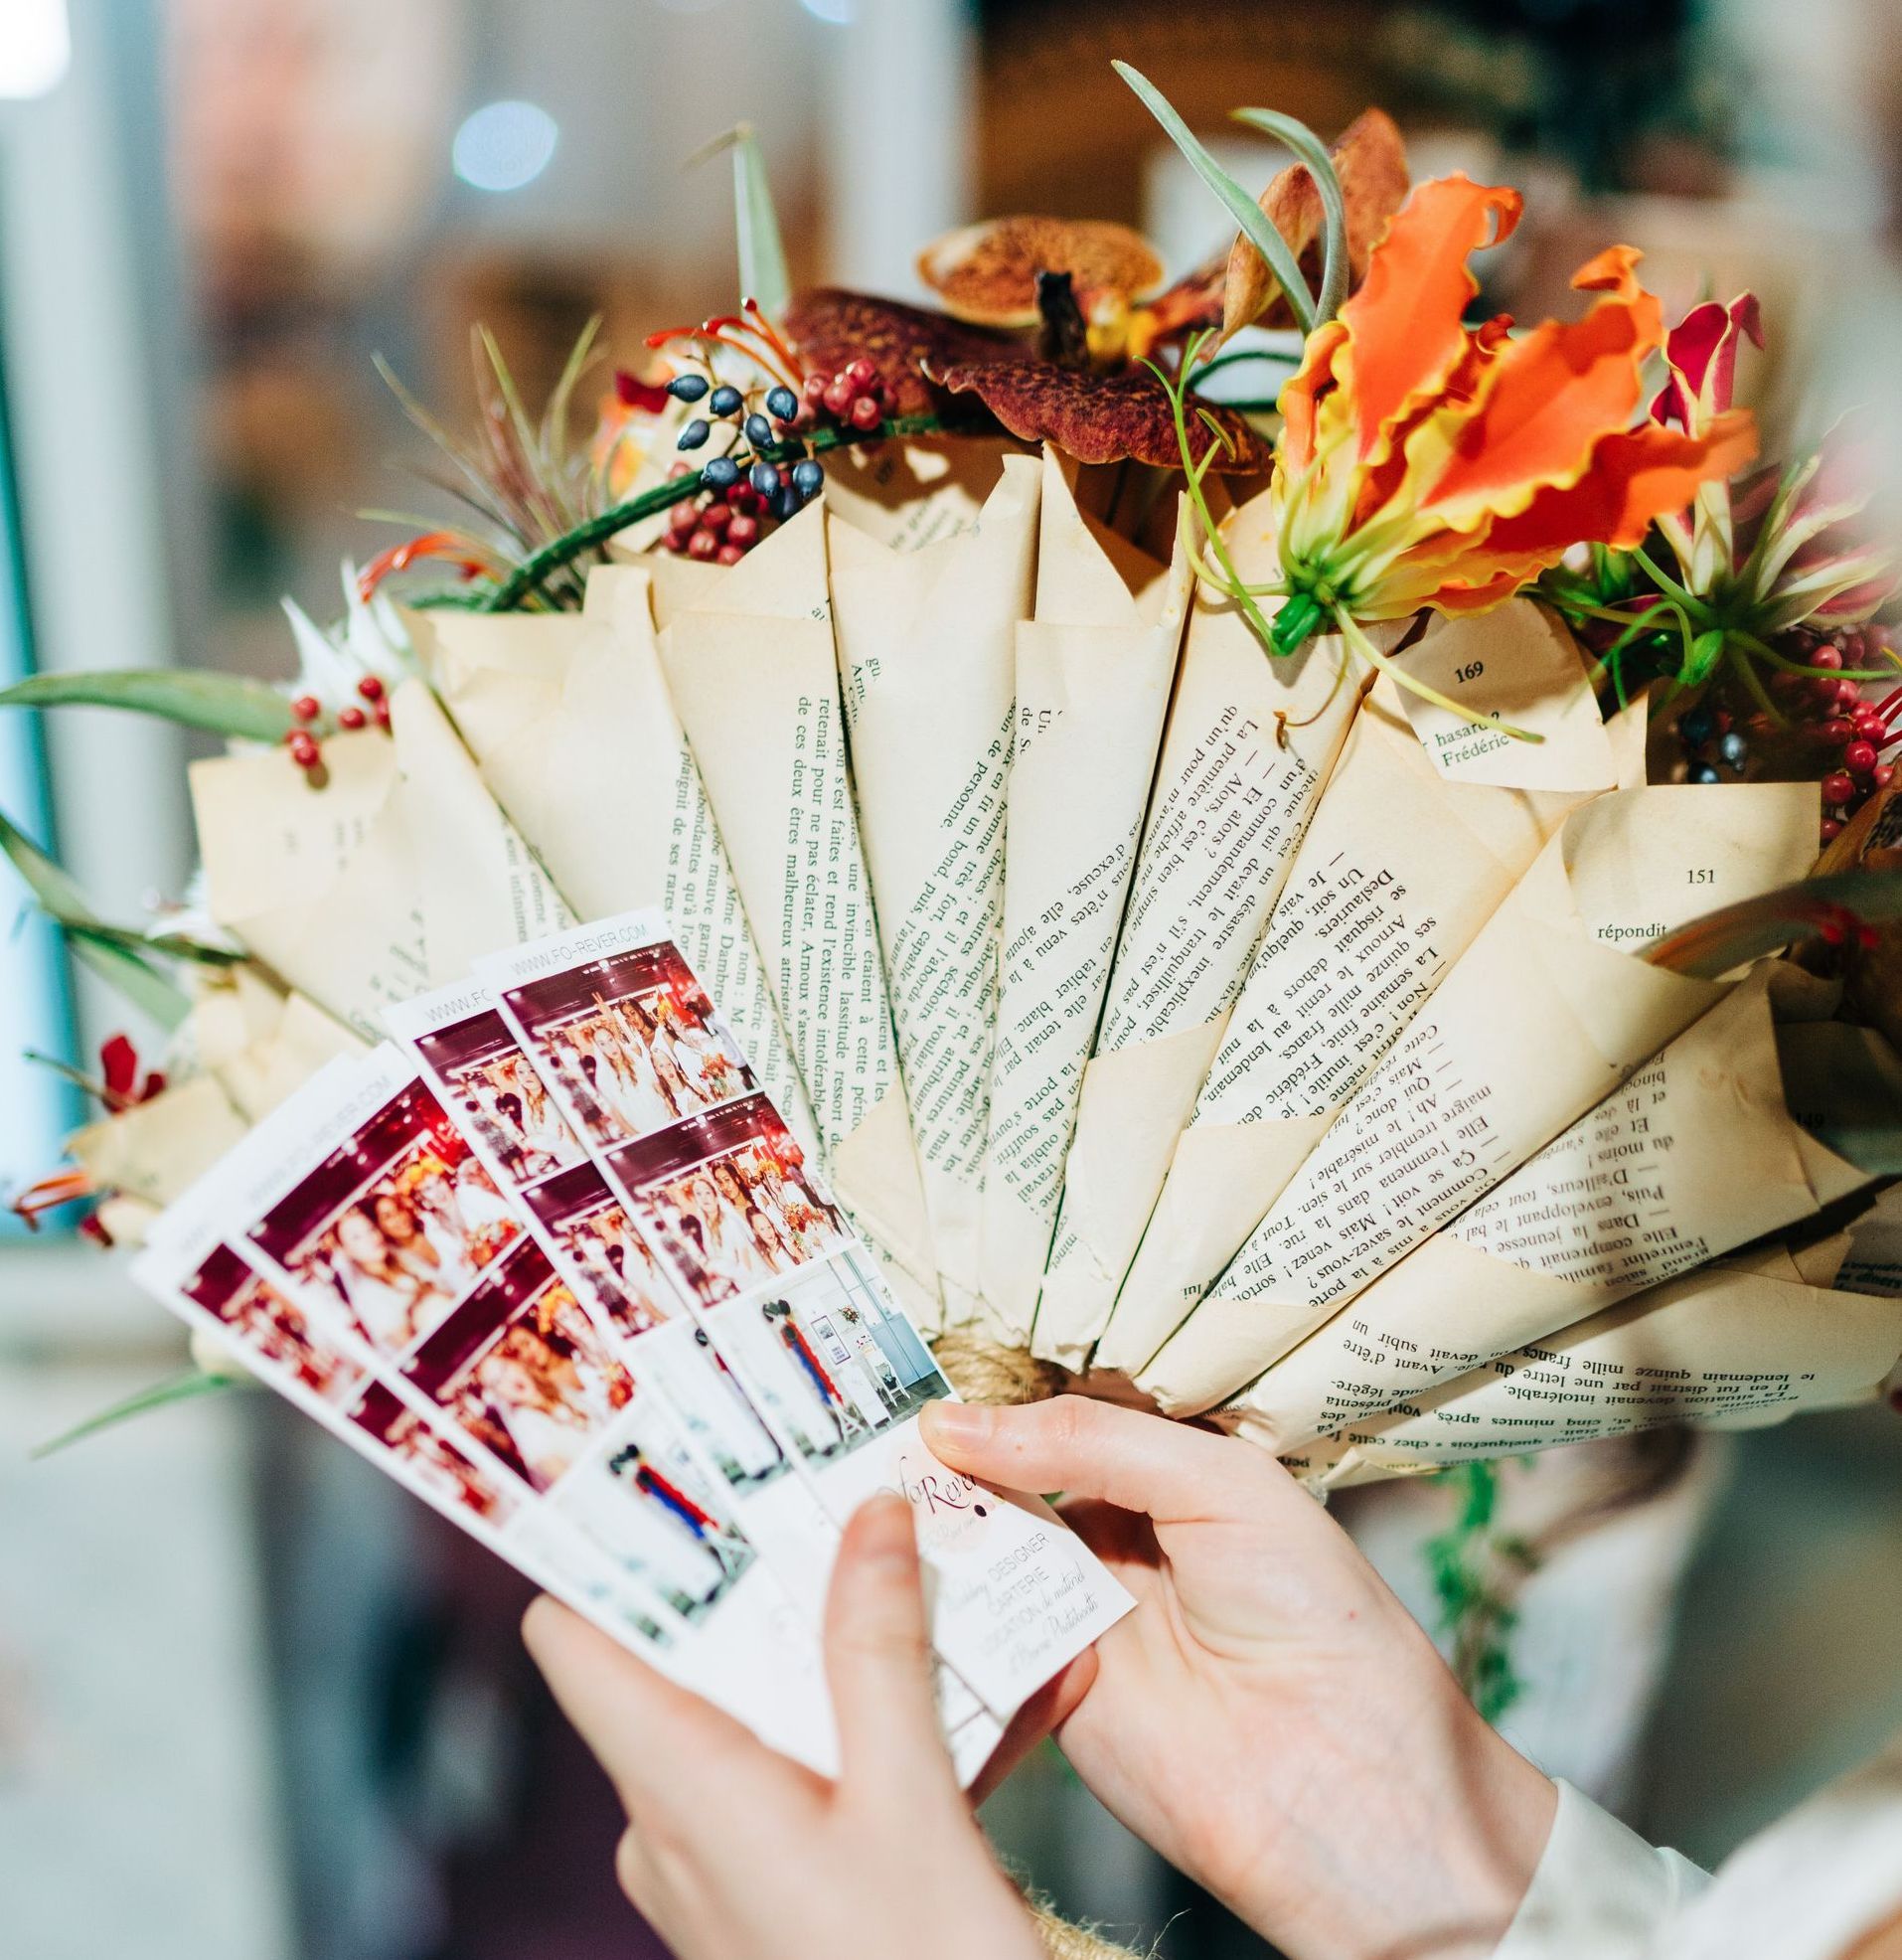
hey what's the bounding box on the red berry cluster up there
[281,674,391,781]
[662,462,766,566]
[1771,632,1899,842]
[797,358,886,435]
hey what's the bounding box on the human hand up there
[919,1396,1556,1960]
[523,1492,1049,1960]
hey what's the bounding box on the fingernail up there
[856,1491,916,1563]
[919,1398,990,1446]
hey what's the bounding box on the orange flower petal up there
[1416,245,1662,529]
[1276,319,1347,473]
[1336,175,1522,466]
[1349,313,1512,531]
[1471,408,1759,562]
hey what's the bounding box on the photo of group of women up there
[550,1391,757,1623]
[184,1241,366,1408]
[525,1162,678,1340]
[498,940,755,1154]
[412,1006,586,1189]
[707,1249,947,1465]
[397,1237,633,1493]
[348,1383,518,1524]
[607,1093,848,1308]
[247,1081,521,1360]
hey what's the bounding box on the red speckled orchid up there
[1264,177,1759,679]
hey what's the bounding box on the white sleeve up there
[1495,1781,1710,1960]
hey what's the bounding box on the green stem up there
[1151,338,1281,652]
[1729,627,1893,682]
[1727,640,1789,731]
[480,411,955,612]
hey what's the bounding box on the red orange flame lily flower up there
[1267,175,1760,649]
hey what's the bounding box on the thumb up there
[823,1492,960,1801]
[919,1392,1284,1525]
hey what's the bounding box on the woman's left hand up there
[525,1492,1075,1960]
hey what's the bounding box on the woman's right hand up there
[919,1396,1557,1960]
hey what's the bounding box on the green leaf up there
[59,917,246,969]
[0,808,192,1029]
[1113,63,1316,335]
[31,1369,238,1461]
[686,123,791,318]
[1229,107,1349,326]
[0,668,295,742]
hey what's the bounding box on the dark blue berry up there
[676,418,711,451]
[744,412,774,450]
[667,375,710,403]
[771,484,802,521]
[1718,732,1747,767]
[749,461,782,498]
[702,455,740,489]
[1689,764,1721,784]
[709,386,744,417]
[766,387,799,421]
[1679,706,1715,745]
[791,458,825,497]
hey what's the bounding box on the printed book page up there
[1136,781,1822,1412]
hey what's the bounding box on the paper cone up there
[1031,579,1608,1370]
[1093,627,1642,1379]
[829,453,1040,1325]
[974,450,1190,1343]
[1227,967,1881,1452]
[190,681,570,1041]
[409,580,820,1158]
[1136,779,1823,1411]
[655,505,940,1318]
[1280,1259,1902,1491]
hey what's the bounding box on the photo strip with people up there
[605,1092,847,1308]
[494,939,755,1153]
[242,1077,520,1362]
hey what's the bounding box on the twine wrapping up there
[1029,1902,1150,1959]
[931,1329,1070,1405]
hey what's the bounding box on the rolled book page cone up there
[1135,779,1823,1412]
[974,449,1190,1345]
[1278,1259,1902,1493]
[406,581,820,1161]
[1092,619,1644,1380]
[829,454,1041,1330]
[1029,485,1377,1371]
[655,504,941,1321]
[189,678,572,1043]
[1223,964,1883,1454]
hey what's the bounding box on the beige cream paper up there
[190,681,570,1042]
[1279,1260,1902,1491]
[68,977,365,1214]
[974,452,1190,1344]
[823,437,1029,555]
[1226,969,1878,1452]
[1136,780,1821,1411]
[656,506,939,1315]
[408,579,818,1151]
[829,454,1040,1326]
[1093,656,1641,1379]
[1030,490,1379,1368]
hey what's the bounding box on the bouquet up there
[9,66,1902,1817]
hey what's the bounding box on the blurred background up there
[3,2,1902,1955]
